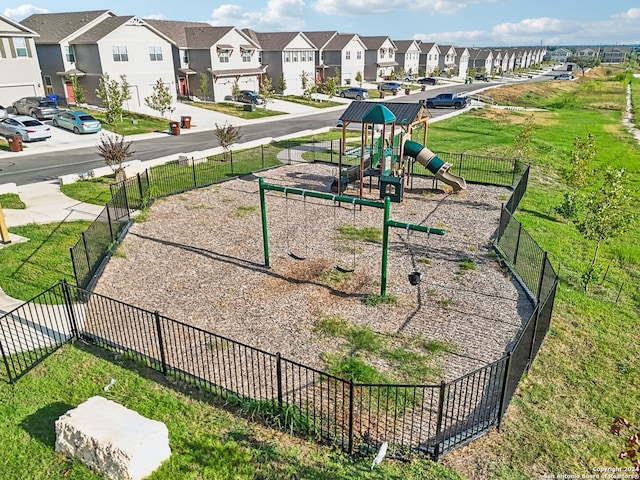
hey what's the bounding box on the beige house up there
[360,36,398,81]
[393,40,421,79]
[418,42,440,75]
[304,31,366,86]
[0,14,44,106]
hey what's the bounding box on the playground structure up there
[332,102,467,201]
[259,177,446,297]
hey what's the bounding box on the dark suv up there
[236,90,264,104]
[12,96,59,120]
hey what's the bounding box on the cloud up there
[3,4,49,20]
[311,0,496,16]
[209,0,306,31]
[143,14,166,20]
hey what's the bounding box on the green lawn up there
[0,342,461,480]
[0,193,26,209]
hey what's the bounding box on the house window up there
[112,46,128,62]
[292,51,298,62]
[65,45,76,62]
[14,37,28,57]
[219,49,230,63]
[284,51,290,62]
[345,51,351,60]
[181,49,189,64]
[357,51,362,60]
[242,49,251,62]
[44,76,53,94]
[428,54,432,61]
[149,46,163,61]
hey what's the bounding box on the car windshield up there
[22,120,42,127]
[39,101,56,107]
[79,115,96,121]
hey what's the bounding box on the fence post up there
[536,252,548,302]
[616,282,624,303]
[137,173,144,207]
[70,246,81,288]
[0,336,12,384]
[458,153,463,176]
[230,150,234,176]
[154,311,168,376]
[106,204,114,241]
[61,279,80,340]
[348,379,355,455]
[81,232,91,280]
[261,144,265,170]
[276,353,283,409]
[191,159,197,188]
[513,222,522,266]
[497,352,512,431]
[433,380,447,459]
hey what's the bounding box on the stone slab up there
[55,396,171,480]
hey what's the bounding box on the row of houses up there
[547,46,632,64]
[0,9,628,109]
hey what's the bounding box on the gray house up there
[393,40,421,79]
[303,31,365,86]
[360,36,397,81]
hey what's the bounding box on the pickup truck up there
[425,93,471,109]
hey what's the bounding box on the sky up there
[3,1,640,47]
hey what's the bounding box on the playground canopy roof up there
[337,101,426,126]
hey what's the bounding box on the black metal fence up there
[15,145,558,460]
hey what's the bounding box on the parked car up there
[475,73,489,82]
[0,105,8,119]
[236,90,264,104]
[52,110,102,134]
[378,82,402,93]
[339,87,369,100]
[553,73,574,80]
[12,96,59,120]
[417,77,437,85]
[0,115,51,141]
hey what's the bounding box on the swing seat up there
[289,252,306,261]
[334,264,354,273]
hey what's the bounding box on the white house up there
[436,45,457,76]
[304,31,366,86]
[419,42,440,75]
[360,36,398,81]
[0,13,43,106]
[393,40,421,79]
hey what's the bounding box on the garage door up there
[0,84,39,107]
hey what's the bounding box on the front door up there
[65,82,75,104]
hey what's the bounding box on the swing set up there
[258,177,445,297]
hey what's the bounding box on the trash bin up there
[169,122,180,135]
[7,134,23,152]
[379,91,385,99]
[404,88,411,95]
[180,116,191,129]
[243,103,256,112]
[47,94,59,106]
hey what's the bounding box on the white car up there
[0,115,52,142]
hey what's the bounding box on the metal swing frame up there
[333,197,357,273]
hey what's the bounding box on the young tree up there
[232,79,241,101]
[571,55,601,76]
[144,78,175,118]
[574,168,634,291]
[300,71,313,98]
[278,74,287,94]
[355,71,363,87]
[324,75,338,100]
[512,116,535,159]
[120,75,131,118]
[214,122,242,162]
[555,133,597,220]
[259,77,274,109]
[95,73,127,125]
[199,72,209,101]
[96,134,134,181]
[69,75,85,107]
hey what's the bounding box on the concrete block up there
[55,396,171,480]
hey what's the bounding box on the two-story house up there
[21,10,177,109]
[304,31,365,86]
[182,26,264,102]
[242,30,316,95]
[145,19,211,98]
[577,47,600,58]
[600,46,629,64]
[454,47,470,78]
[393,40,421,79]
[469,49,494,75]
[360,36,397,81]
[437,45,457,76]
[418,42,440,75]
[547,47,572,63]
[0,13,43,106]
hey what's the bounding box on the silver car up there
[0,115,52,141]
[0,105,8,119]
[12,96,59,120]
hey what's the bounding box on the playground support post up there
[259,178,270,267]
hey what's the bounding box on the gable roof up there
[325,33,363,51]
[393,40,419,53]
[339,101,424,126]
[359,36,394,50]
[145,19,210,47]
[20,10,113,43]
[419,42,438,53]
[242,30,313,51]
[184,25,258,50]
[0,13,39,36]
[302,30,338,50]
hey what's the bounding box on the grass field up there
[1,66,639,478]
